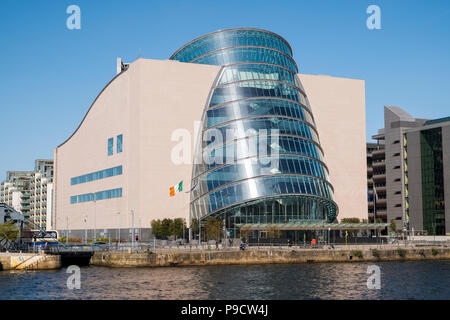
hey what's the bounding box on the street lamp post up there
[93,193,97,242]
[84,215,87,244]
[130,210,135,250]
[117,212,120,248]
[66,216,69,245]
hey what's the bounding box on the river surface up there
[0,260,449,300]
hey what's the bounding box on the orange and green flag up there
[169,181,183,197]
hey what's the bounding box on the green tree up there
[151,219,162,238]
[389,219,397,233]
[204,217,223,241]
[161,218,174,238]
[171,218,186,238]
[190,218,199,235]
[0,222,19,243]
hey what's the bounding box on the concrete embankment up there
[0,253,61,271]
[91,247,450,268]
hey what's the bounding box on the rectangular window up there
[71,165,123,185]
[70,188,122,204]
[108,137,114,156]
[117,134,123,153]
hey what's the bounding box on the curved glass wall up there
[205,99,315,128]
[171,28,338,233]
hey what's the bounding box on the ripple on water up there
[0,261,449,300]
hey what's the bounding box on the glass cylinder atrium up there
[171,28,338,233]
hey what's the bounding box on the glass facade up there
[71,165,123,185]
[420,128,445,235]
[171,28,337,235]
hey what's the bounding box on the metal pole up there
[117,212,120,246]
[93,193,97,241]
[84,216,87,244]
[66,216,68,245]
[131,210,135,250]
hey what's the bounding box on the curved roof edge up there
[57,67,130,149]
[170,28,293,60]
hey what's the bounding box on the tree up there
[341,218,361,224]
[171,218,186,238]
[0,222,19,250]
[239,228,251,240]
[161,218,174,238]
[389,219,397,233]
[151,219,162,238]
[204,217,223,241]
[190,218,199,235]
[266,224,281,239]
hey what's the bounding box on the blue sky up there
[0,0,449,181]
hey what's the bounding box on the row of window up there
[209,80,308,107]
[172,29,292,62]
[190,174,335,218]
[205,98,314,129]
[207,197,331,224]
[196,135,324,176]
[202,117,319,150]
[191,155,329,200]
[108,134,123,156]
[70,188,123,204]
[70,166,123,186]
[194,47,297,73]
[218,63,296,86]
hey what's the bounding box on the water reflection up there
[0,261,448,300]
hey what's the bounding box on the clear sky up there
[0,0,449,181]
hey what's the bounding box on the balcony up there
[373,172,386,181]
[372,161,386,169]
[372,149,385,157]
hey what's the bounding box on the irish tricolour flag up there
[170,181,183,197]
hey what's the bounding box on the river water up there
[0,260,449,300]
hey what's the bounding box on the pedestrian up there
[215,240,219,250]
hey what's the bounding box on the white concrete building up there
[54,29,367,241]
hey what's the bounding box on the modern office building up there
[28,160,54,231]
[403,117,450,235]
[0,160,54,231]
[371,106,450,235]
[54,28,367,241]
[367,142,386,223]
[0,171,34,215]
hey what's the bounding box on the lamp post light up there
[130,210,135,250]
[117,212,120,248]
[93,193,97,242]
[84,215,87,244]
[66,216,69,245]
